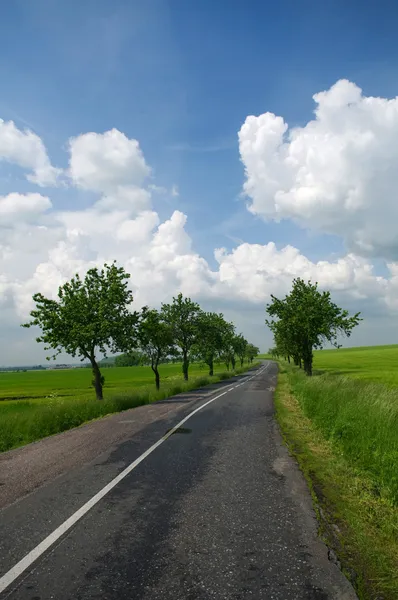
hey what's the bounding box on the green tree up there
[138,307,174,390]
[272,321,297,365]
[218,322,236,370]
[22,262,138,399]
[266,278,361,376]
[268,347,278,358]
[246,343,260,363]
[114,351,143,367]
[194,312,231,376]
[233,334,248,367]
[161,293,201,380]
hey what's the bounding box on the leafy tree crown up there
[22,262,139,360]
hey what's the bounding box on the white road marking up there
[0,363,270,595]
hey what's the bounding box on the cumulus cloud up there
[0,193,52,225]
[214,243,388,305]
[2,116,398,364]
[68,128,150,193]
[239,79,398,259]
[0,119,61,186]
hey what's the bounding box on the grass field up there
[0,362,252,453]
[312,344,398,386]
[0,362,229,402]
[276,369,398,600]
[269,345,398,504]
[271,346,398,599]
[261,344,398,386]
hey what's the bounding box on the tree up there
[194,312,230,376]
[138,307,174,390]
[266,278,361,376]
[161,293,201,380]
[22,262,139,399]
[272,321,297,365]
[218,321,236,371]
[115,351,143,367]
[233,334,248,367]
[246,343,260,363]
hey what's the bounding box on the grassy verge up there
[0,365,254,453]
[275,364,398,599]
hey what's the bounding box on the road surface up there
[0,362,356,599]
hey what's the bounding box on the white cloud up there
[2,117,398,364]
[171,184,179,197]
[94,185,151,213]
[0,193,52,225]
[239,79,398,259]
[148,184,168,194]
[3,192,398,364]
[0,119,61,186]
[214,243,388,306]
[68,128,150,193]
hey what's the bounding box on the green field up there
[270,345,398,501]
[312,344,398,385]
[0,362,252,453]
[273,345,398,599]
[0,363,226,402]
[261,344,398,386]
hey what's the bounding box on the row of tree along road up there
[266,278,361,376]
[23,262,259,400]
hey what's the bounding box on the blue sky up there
[2,0,397,264]
[2,0,398,363]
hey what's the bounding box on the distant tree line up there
[0,365,46,372]
[266,278,361,376]
[22,262,259,400]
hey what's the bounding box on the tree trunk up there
[303,358,312,376]
[91,358,103,400]
[287,355,291,364]
[231,355,236,370]
[299,359,302,369]
[303,345,313,376]
[240,357,244,367]
[225,360,230,371]
[151,364,160,390]
[182,351,189,381]
[208,358,214,377]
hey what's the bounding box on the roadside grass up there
[0,364,254,453]
[276,364,398,599]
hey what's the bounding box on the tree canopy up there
[246,343,260,363]
[266,278,361,376]
[233,334,248,368]
[22,265,261,398]
[194,312,232,376]
[114,351,143,367]
[161,293,201,380]
[138,307,174,389]
[22,262,139,399]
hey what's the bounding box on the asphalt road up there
[0,362,357,599]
